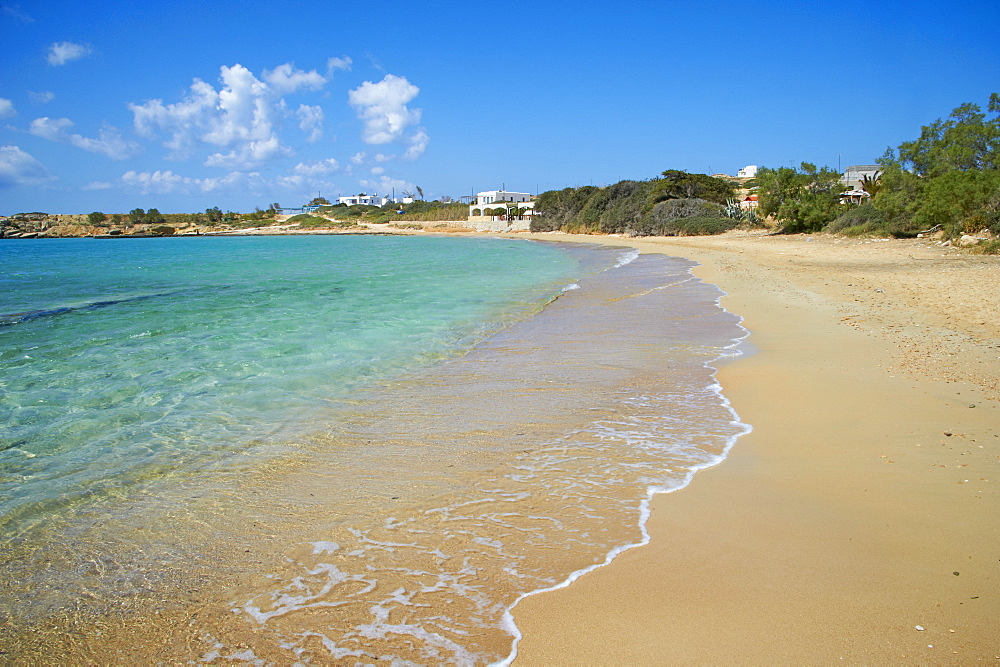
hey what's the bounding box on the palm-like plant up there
[860,172,883,195]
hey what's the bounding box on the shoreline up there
[509,232,999,662]
[3,230,996,661]
[2,237,746,663]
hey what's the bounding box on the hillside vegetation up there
[755,93,1000,251]
[531,170,756,236]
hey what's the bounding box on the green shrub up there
[825,204,922,238]
[971,239,1000,254]
[826,204,885,233]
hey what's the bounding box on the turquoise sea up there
[0,235,749,663]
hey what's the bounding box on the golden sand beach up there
[512,231,999,663]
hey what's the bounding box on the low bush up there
[628,214,737,237]
[970,239,1000,254]
[826,204,885,233]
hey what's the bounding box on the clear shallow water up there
[0,236,750,664]
[0,236,581,532]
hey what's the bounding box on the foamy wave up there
[496,264,753,667]
[615,249,640,267]
[227,251,753,665]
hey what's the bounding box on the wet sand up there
[512,232,999,663]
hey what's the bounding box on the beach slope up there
[512,233,999,663]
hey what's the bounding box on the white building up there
[841,165,881,190]
[737,165,758,179]
[338,193,382,206]
[467,189,535,231]
[473,190,532,206]
[468,190,535,216]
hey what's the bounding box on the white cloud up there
[28,91,55,104]
[82,181,113,191]
[0,145,54,188]
[2,5,34,22]
[350,152,366,164]
[263,63,327,95]
[130,79,218,159]
[359,175,413,193]
[370,166,384,175]
[403,129,429,160]
[29,116,139,160]
[121,169,187,193]
[47,41,92,66]
[327,56,353,73]
[120,168,261,195]
[275,158,341,191]
[0,98,14,118]
[291,158,339,176]
[296,104,324,142]
[204,135,291,169]
[348,74,422,144]
[130,62,330,169]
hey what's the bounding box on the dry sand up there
[511,232,999,663]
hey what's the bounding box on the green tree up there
[308,196,331,206]
[651,170,735,205]
[754,162,844,233]
[205,207,223,223]
[144,208,164,224]
[87,211,108,225]
[909,169,1000,231]
[128,208,145,225]
[898,94,1000,176]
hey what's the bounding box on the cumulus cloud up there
[403,129,429,160]
[327,56,352,73]
[120,168,261,195]
[0,145,54,188]
[47,41,92,66]
[130,62,329,169]
[291,158,339,176]
[359,174,413,194]
[263,63,326,95]
[348,74,422,144]
[296,104,324,143]
[204,135,290,169]
[29,116,139,159]
[0,98,14,118]
[130,79,218,159]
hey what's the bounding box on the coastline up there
[510,232,999,662]
[3,230,996,661]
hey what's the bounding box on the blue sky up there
[1,0,998,214]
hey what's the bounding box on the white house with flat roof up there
[468,190,535,216]
[737,165,758,179]
[467,189,535,231]
[841,165,881,190]
[338,193,382,206]
[472,190,532,206]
